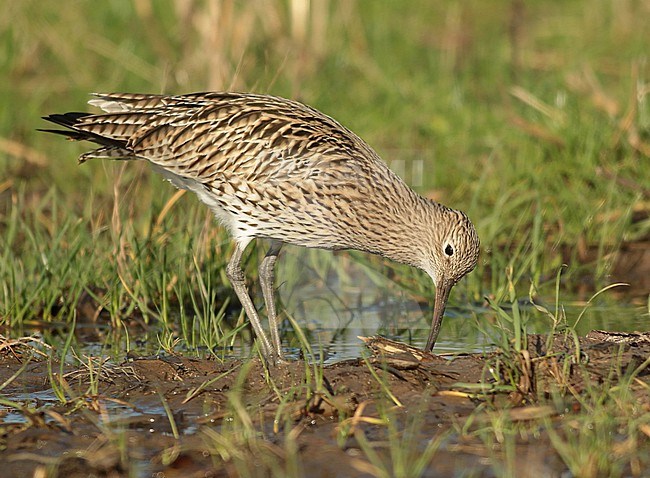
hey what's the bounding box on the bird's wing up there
[44,92,389,186]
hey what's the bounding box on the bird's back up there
[44,92,423,256]
[75,92,384,181]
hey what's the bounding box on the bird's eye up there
[444,244,454,256]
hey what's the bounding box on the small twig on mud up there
[0,334,51,359]
[64,351,144,384]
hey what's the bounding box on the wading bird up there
[42,92,480,364]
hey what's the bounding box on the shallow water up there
[46,251,646,367]
[274,249,647,362]
[282,300,647,363]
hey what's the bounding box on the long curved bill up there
[424,280,453,352]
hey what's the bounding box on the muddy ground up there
[1,333,649,477]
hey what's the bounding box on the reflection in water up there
[275,248,483,362]
[274,248,647,362]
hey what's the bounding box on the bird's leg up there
[259,240,284,359]
[226,240,276,362]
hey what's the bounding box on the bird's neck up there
[362,189,443,271]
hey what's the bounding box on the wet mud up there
[1,332,649,477]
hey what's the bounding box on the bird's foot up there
[260,349,288,368]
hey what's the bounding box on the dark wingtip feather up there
[40,112,129,148]
[40,112,99,143]
[41,112,90,129]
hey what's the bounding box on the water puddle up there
[274,249,647,360]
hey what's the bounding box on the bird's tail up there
[40,110,137,163]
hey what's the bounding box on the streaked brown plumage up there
[42,92,480,364]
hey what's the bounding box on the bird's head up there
[419,207,480,351]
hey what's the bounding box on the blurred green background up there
[1,1,648,342]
